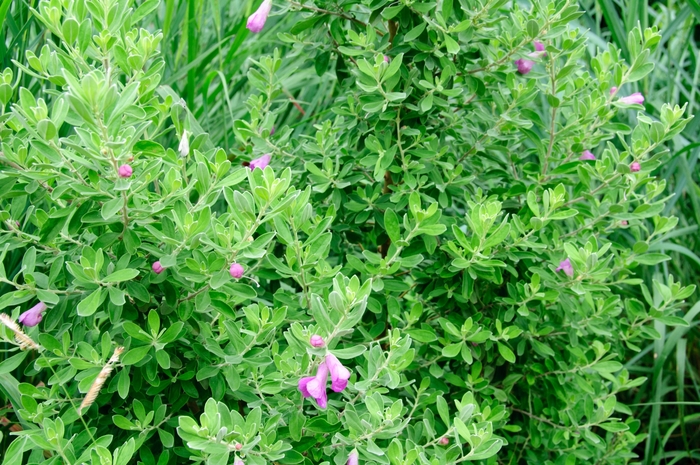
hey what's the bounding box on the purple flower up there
[630,161,641,172]
[325,353,351,393]
[347,451,359,465]
[246,0,272,33]
[610,86,618,95]
[118,164,133,178]
[304,362,329,408]
[515,58,534,75]
[579,150,596,161]
[555,258,574,277]
[310,335,325,347]
[269,126,276,136]
[18,302,47,327]
[229,263,245,279]
[152,261,164,274]
[249,154,271,170]
[383,55,390,63]
[619,92,644,105]
[533,41,545,53]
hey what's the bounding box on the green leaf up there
[497,343,516,363]
[384,208,401,242]
[77,289,103,317]
[592,361,623,373]
[121,346,151,366]
[102,269,139,283]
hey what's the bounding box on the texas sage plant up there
[0,0,694,464]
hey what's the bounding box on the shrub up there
[0,0,694,464]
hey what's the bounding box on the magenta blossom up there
[229,263,244,279]
[18,302,47,327]
[310,335,325,348]
[515,58,535,75]
[556,258,574,277]
[534,41,545,52]
[152,261,164,274]
[246,0,272,33]
[610,86,618,95]
[620,220,628,226]
[579,150,596,161]
[303,362,329,408]
[347,450,359,465]
[439,437,450,445]
[383,55,390,63]
[118,164,133,178]
[630,161,641,172]
[619,92,644,105]
[249,154,271,170]
[325,353,351,392]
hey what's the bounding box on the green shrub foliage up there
[0,0,694,464]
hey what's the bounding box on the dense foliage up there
[0,0,697,464]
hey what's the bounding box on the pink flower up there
[325,353,351,392]
[118,164,133,178]
[234,459,244,465]
[246,0,272,33]
[347,451,359,465]
[235,443,242,451]
[383,55,390,63]
[152,261,164,274]
[515,58,534,75]
[18,302,47,327]
[630,161,641,172]
[534,41,545,52]
[229,263,244,279]
[439,437,450,445]
[619,92,644,105]
[579,150,596,161]
[305,362,329,408]
[620,220,628,226]
[310,335,325,347]
[610,86,618,95]
[556,258,574,277]
[249,154,271,170]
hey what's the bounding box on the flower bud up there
[230,263,244,279]
[310,335,325,347]
[515,58,534,75]
[152,261,164,274]
[18,302,47,327]
[439,437,450,445]
[118,164,133,178]
[630,161,641,172]
[179,130,190,158]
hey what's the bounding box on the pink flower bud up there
[235,443,242,451]
[555,258,574,277]
[610,86,618,95]
[383,55,390,63]
[118,164,133,178]
[515,58,534,75]
[579,150,595,161]
[533,41,545,52]
[347,451,359,465]
[269,126,276,136]
[619,92,644,105]
[246,0,272,33]
[234,459,244,465]
[229,263,244,279]
[249,154,271,170]
[310,335,325,347]
[152,261,164,274]
[18,302,47,327]
[630,162,641,172]
[620,220,628,226]
[439,437,450,445]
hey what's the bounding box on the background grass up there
[2,0,699,463]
